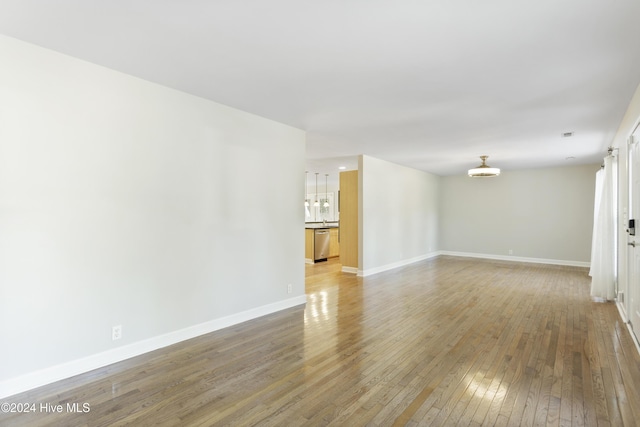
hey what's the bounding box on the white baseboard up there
[305,258,314,264]
[359,251,440,277]
[616,301,640,356]
[343,251,588,278]
[616,299,629,322]
[625,322,640,356]
[440,251,590,268]
[0,295,307,399]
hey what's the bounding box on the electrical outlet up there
[508,249,513,255]
[112,325,122,341]
[287,284,292,294]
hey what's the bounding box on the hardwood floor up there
[3,256,640,426]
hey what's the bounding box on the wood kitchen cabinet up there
[339,170,358,270]
[305,229,314,262]
[329,228,339,257]
[305,227,340,262]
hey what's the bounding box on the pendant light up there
[323,174,330,208]
[468,155,500,177]
[313,173,320,207]
[304,171,311,218]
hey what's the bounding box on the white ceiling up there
[1,0,639,179]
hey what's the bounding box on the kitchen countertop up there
[305,222,339,229]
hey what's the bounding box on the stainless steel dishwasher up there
[314,229,330,262]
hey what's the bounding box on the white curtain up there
[589,167,604,276]
[590,155,616,300]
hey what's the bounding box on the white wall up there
[0,35,306,397]
[439,164,600,264]
[359,155,440,276]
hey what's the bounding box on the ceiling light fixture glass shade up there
[304,171,311,218]
[323,174,330,208]
[468,155,500,177]
[313,173,320,207]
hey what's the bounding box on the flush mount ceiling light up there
[468,155,500,177]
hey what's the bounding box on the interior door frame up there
[625,123,640,344]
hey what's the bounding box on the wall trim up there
[342,251,590,277]
[625,321,640,356]
[616,301,640,356]
[440,251,590,268]
[0,295,307,399]
[359,251,440,277]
